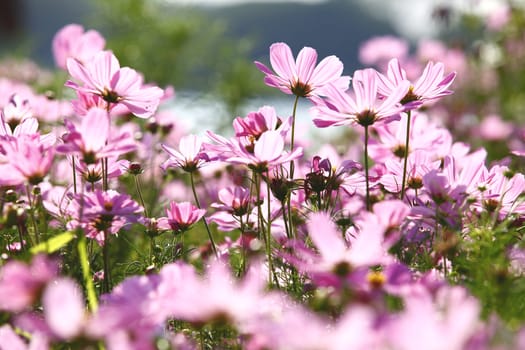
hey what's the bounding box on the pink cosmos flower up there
[0,133,55,186]
[158,201,206,233]
[367,112,453,163]
[311,68,409,128]
[52,24,106,70]
[70,190,143,244]
[1,94,32,130]
[380,150,441,194]
[255,42,350,97]
[57,107,136,164]
[377,58,456,110]
[161,134,209,172]
[66,51,164,118]
[207,130,303,173]
[211,186,253,217]
[233,105,291,140]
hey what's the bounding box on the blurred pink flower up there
[42,278,85,340]
[476,114,513,141]
[359,35,409,67]
[0,255,58,312]
[255,42,349,97]
[66,51,163,118]
[52,24,106,70]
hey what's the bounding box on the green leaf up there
[30,231,75,254]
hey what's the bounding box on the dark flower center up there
[291,81,312,97]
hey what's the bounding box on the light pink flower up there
[208,130,303,173]
[66,51,163,118]
[255,42,349,97]
[52,24,106,70]
[57,107,136,164]
[311,68,409,128]
[377,58,456,110]
[161,134,209,172]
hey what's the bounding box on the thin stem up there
[77,230,98,311]
[289,95,300,178]
[134,175,149,218]
[149,237,155,265]
[266,172,274,286]
[102,230,111,293]
[364,125,371,211]
[281,203,291,240]
[400,110,412,201]
[189,171,218,258]
[72,156,78,195]
[25,185,40,243]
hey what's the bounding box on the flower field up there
[2,3,525,349]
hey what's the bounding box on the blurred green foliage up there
[89,0,268,116]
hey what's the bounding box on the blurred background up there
[0,0,523,143]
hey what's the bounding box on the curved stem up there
[189,171,218,258]
[400,110,412,201]
[364,125,371,211]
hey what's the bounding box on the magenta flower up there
[161,134,209,172]
[311,68,409,128]
[52,24,106,70]
[255,42,349,97]
[66,50,164,118]
[158,201,206,233]
[233,105,291,140]
[377,58,456,110]
[57,107,136,164]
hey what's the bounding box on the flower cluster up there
[2,10,525,349]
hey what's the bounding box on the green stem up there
[77,231,98,311]
[364,125,371,211]
[400,110,412,201]
[189,171,218,258]
[134,175,149,218]
[266,172,274,286]
[25,185,40,243]
[289,95,300,179]
[102,230,111,293]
